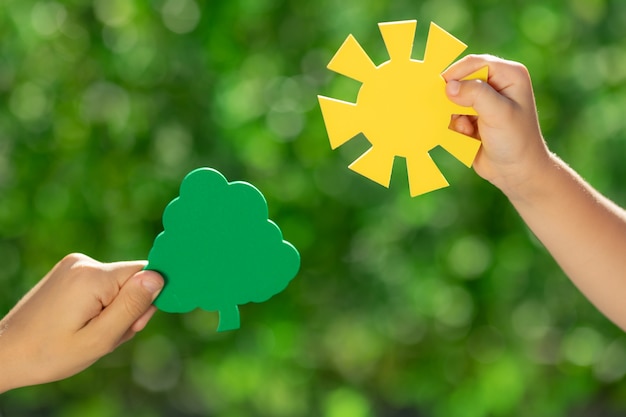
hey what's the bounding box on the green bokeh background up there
[2,0,626,416]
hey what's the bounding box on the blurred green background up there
[2,0,626,416]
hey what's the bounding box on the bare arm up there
[508,155,626,328]
[444,55,626,330]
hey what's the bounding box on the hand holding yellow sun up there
[318,20,487,196]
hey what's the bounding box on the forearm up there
[0,320,18,393]
[0,363,18,394]
[505,153,626,329]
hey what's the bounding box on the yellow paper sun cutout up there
[318,20,488,196]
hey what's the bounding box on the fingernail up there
[447,80,461,96]
[141,273,164,294]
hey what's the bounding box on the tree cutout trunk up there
[217,305,241,332]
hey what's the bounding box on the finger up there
[443,54,517,87]
[446,78,513,122]
[444,54,534,107]
[104,260,150,288]
[115,329,138,348]
[449,115,477,138]
[85,270,163,348]
[103,305,158,351]
[130,305,158,333]
[96,260,149,308]
[443,54,496,82]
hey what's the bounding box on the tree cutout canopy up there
[146,167,301,331]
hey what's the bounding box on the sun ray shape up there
[349,146,395,187]
[438,128,482,168]
[317,97,360,149]
[318,20,488,196]
[406,151,449,196]
[423,22,468,73]
[327,35,376,83]
[379,20,416,62]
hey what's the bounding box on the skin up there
[444,54,626,331]
[0,253,164,393]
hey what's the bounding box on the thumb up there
[88,270,164,346]
[446,79,512,122]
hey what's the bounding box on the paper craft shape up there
[145,168,300,332]
[318,20,488,196]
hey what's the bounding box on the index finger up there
[444,54,536,109]
[444,54,522,89]
[444,54,496,81]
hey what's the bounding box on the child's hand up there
[445,55,626,331]
[0,253,164,393]
[443,54,551,200]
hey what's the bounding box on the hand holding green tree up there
[146,168,300,331]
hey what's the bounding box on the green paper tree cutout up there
[145,167,301,332]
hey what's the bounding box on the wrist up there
[0,319,30,393]
[499,151,562,205]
